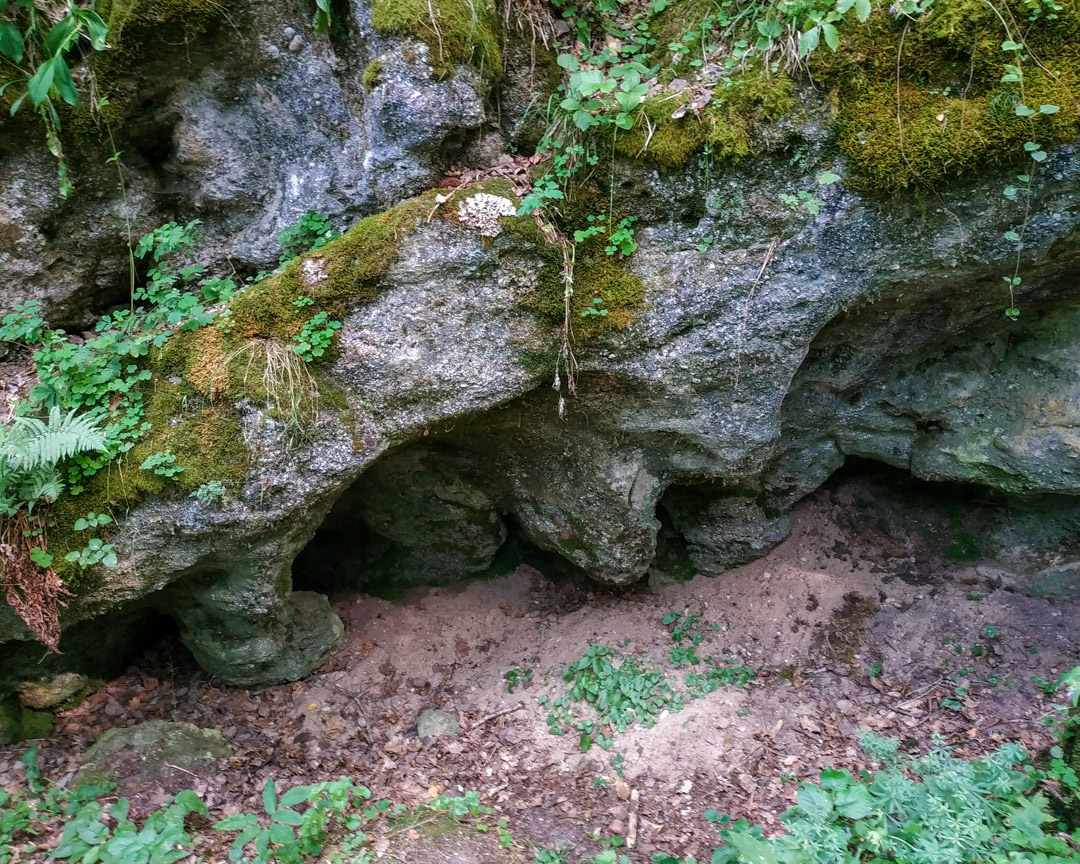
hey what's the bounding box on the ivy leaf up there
[821,21,840,51]
[1001,39,1023,51]
[816,170,842,185]
[557,53,579,71]
[1031,150,1047,162]
[1039,104,1059,114]
[1004,230,1021,242]
[798,26,820,56]
[854,0,872,21]
[1014,104,1035,117]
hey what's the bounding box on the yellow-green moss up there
[505,204,646,339]
[815,0,1080,190]
[362,59,383,91]
[613,69,795,168]
[370,0,501,81]
[230,191,439,339]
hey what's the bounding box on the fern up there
[2,408,106,470]
[0,409,107,515]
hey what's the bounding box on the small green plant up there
[191,480,227,508]
[545,644,682,748]
[291,312,343,362]
[0,0,109,196]
[702,732,1080,864]
[534,845,572,864]
[604,217,638,257]
[64,536,117,570]
[867,662,883,677]
[581,297,609,318]
[139,449,183,478]
[504,667,533,693]
[780,190,824,216]
[278,211,340,266]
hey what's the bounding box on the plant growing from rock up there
[0,0,109,196]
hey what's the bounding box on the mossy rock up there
[73,720,231,788]
[0,699,54,745]
[18,673,98,710]
[370,0,501,82]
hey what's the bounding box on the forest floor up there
[3,470,1079,862]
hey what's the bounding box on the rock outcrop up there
[1,0,1079,692]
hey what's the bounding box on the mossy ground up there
[370,0,501,81]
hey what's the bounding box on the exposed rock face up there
[1,0,1079,693]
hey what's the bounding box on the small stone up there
[288,34,304,53]
[416,709,460,739]
[610,819,626,835]
[283,26,296,38]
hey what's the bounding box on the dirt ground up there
[3,472,1078,862]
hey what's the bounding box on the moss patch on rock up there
[370,0,501,81]
[614,69,796,168]
[818,0,1080,190]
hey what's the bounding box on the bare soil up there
[3,473,1078,862]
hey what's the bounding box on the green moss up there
[362,59,383,90]
[816,0,1080,191]
[613,69,795,168]
[0,698,54,745]
[370,0,501,81]
[230,191,438,339]
[69,0,224,143]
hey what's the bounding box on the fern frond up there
[2,407,106,471]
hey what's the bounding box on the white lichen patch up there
[457,193,517,238]
[301,257,329,285]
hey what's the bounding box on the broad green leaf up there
[729,832,780,864]
[557,53,579,71]
[279,785,314,807]
[796,783,833,821]
[52,59,79,107]
[854,0,872,21]
[173,789,209,816]
[1001,39,1022,51]
[214,813,259,831]
[816,170,841,185]
[27,57,56,107]
[42,14,78,57]
[262,777,277,814]
[834,784,874,819]
[1004,230,1021,242]
[268,821,295,845]
[819,768,854,790]
[272,808,303,826]
[0,20,24,63]
[798,26,820,56]
[1014,104,1036,117]
[79,10,108,50]
[821,21,840,51]
[1039,104,1059,114]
